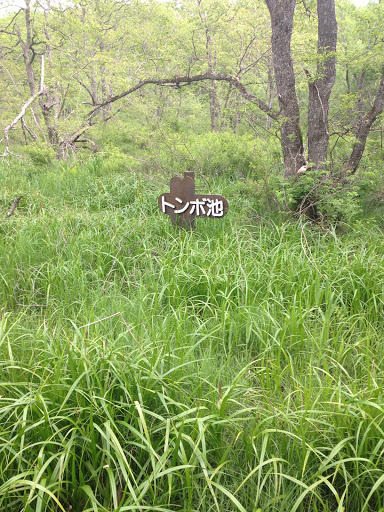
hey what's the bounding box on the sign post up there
[158,171,229,228]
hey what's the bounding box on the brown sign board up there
[158,171,229,228]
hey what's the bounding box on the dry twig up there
[6,196,23,217]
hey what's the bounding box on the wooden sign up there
[158,171,229,228]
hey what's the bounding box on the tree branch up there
[345,70,384,174]
[0,8,23,35]
[64,72,279,147]
[2,55,45,156]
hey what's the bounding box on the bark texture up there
[265,0,306,177]
[307,0,337,168]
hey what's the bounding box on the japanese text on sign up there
[158,171,229,228]
[161,196,224,217]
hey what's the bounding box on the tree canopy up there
[1,0,383,182]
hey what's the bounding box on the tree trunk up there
[39,97,59,145]
[82,6,98,107]
[100,40,112,121]
[307,0,337,169]
[265,0,306,178]
[3,56,45,155]
[19,0,59,146]
[355,70,366,125]
[266,56,274,131]
[199,4,221,132]
[345,71,384,173]
[44,0,60,120]
[22,0,36,96]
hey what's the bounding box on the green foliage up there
[186,132,255,177]
[149,132,281,179]
[97,124,149,154]
[358,167,384,215]
[26,143,56,167]
[1,0,383,180]
[101,143,131,173]
[284,169,379,224]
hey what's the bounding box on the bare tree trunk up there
[101,66,108,121]
[198,3,221,132]
[266,56,274,131]
[265,0,306,178]
[39,97,59,145]
[206,42,221,132]
[234,110,240,134]
[354,70,366,125]
[82,6,98,106]
[100,40,112,121]
[18,0,59,146]
[307,0,337,168]
[346,71,384,173]
[21,0,36,96]
[44,0,60,121]
[220,84,233,129]
[3,56,45,155]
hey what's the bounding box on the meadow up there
[1,156,384,511]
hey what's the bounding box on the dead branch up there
[76,138,98,152]
[2,55,45,156]
[6,196,23,218]
[21,117,38,141]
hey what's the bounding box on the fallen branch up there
[6,196,23,217]
[76,138,98,153]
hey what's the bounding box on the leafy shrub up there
[26,143,56,166]
[284,168,377,224]
[101,143,130,173]
[359,168,384,214]
[152,132,278,179]
[80,155,104,176]
[96,123,150,153]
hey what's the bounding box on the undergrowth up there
[1,157,384,511]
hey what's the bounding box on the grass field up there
[1,157,384,511]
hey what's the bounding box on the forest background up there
[1,0,384,220]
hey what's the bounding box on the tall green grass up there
[1,157,384,511]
